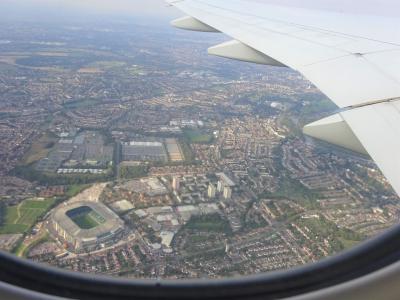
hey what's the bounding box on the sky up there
[0,0,180,23]
[38,0,176,17]
[1,0,399,22]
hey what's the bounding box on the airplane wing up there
[167,0,400,195]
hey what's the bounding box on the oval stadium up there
[51,201,125,252]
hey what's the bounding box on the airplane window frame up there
[0,3,398,300]
[0,223,400,299]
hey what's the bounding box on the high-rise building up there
[172,176,180,191]
[217,180,224,193]
[225,243,230,254]
[223,186,232,199]
[215,145,221,160]
[208,184,216,198]
[216,172,235,188]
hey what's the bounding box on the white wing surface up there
[167,0,400,195]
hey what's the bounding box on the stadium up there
[51,201,125,252]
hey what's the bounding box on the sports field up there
[0,199,55,234]
[66,206,105,229]
[184,128,213,144]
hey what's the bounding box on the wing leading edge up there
[167,0,400,196]
[167,0,400,108]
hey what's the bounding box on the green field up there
[63,99,101,109]
[20,200,53,209]
[183,128,213,144]
[0,224,30,234]
[5,206,18,224]
[15,232,50,257]
[185,214,231,234]
[88,60,127,69]
[65,184,91,198]
[119,165,148,179]
[21,132,58,165]
[72,214,100,229]
[0,199,55,234]
[67,206,105,229]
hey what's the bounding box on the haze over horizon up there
[1,0,399,23]
[0,0,399,25]
[0,0,180,23]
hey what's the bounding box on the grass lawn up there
[15,232,50,257]
[187,235,210,243]
[67,207,104,229]
[262,174,322,210]
[338,237,361,250]
[186,214,231,234]
[66,184,91,198]
[63,99,100,109]
[21,132,58,165]
[184,128,213,144]
[0,224,30,234]
[0,198,55,234]
[18,209,43,224]
[72,214,99,229]
[119,165,148,179]
[86,60,127,71]
[4,206,18,224]
[21,200,54,209]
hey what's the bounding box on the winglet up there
[208,40,286,66]
[171,16,219,32]
[303,113,368,155]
